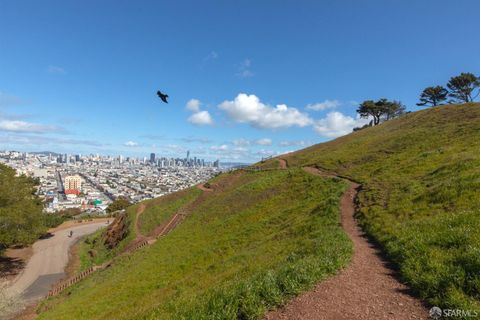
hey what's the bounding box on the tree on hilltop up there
[357,100,383,125]
[417,86,448,107]
[447,72,479,103]
[383,100,406,121]
[357,99,405,125]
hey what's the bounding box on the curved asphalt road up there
[6,222,108,302]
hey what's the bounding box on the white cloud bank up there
[0,119,64,134]
[313,112,369,138]
[219,93,313,129]
[306,99,340,111]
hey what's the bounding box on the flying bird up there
[157,90,169,103]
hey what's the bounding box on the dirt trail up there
[134,203,146,237]
[196,183,213,192]
[265,167,428,320]
[131,183,217,245]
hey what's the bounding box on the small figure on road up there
[68,230,73,237]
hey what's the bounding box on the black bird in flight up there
[157,90,169,103]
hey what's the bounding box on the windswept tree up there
[416,86,448,106]
[446,72,479,103]
[383,100,406,120]
[357,100,383,125]
[357,99,406,125]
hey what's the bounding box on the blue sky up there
[1,0,479,162]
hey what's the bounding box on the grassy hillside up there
[280,103,480,311]
[78,187,203,271]
[138,186,202,236]
[38,169,351,319]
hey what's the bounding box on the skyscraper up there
[150,153,156,163]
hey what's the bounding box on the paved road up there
[6,222,108,301]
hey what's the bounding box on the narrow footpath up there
[265,164,428,320]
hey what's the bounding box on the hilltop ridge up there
[280,103,480,312]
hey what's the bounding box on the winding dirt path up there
[134,203,146,237]
[265,167,428,320]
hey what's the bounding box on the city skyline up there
[1,1,479,161]
[4,149,226,165]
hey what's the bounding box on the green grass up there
[281,103,480,312]
[38,169,351,319]
[138,186,202,236]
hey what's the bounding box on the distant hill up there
[220,161,252,168]
[38,103,480,318]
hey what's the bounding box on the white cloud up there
[47,65,66,74]
[0,119,64,134]
[181,137,211,144]
[210,144,229,151]
[255,138,272,146]
[279,140,311,147]
[306,99,340,111]
[140,134,164,140]
[186,99,201,112]
[255,149,279,157]
[232,138,272,146]
[236,59,254,78]
[0,133,104,146]
[188,110,214,126]
[163,144,186,153]
[186,99,214,126]
[219,93,313,129]
[204,51,219,61]
[124,141,139,147]
[313,111,369,138]
[232,138,250,147]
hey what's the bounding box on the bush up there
[0,164,45,251]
